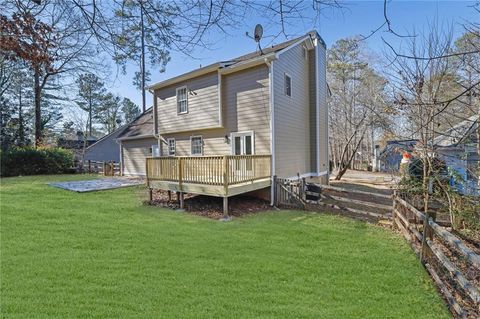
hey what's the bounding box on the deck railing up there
[146,155,271,187]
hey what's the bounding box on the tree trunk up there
[34,67,42,148]
[18,87,24,146]
[140,1,146,113]
[335,129,367,180]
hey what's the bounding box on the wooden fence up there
[393,193,480,318]
[78,160,120,176]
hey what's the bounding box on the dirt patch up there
[149,190,271,219]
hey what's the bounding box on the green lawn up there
[1,175,449,318]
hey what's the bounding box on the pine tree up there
[122,98,141,123]
[75,73,106,138]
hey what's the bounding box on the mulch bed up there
[149,190,271,219]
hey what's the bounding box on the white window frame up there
[176,86,188,114]
[230,131,255,155]
[167,138,175,156]
[284,73,292,97]
[190,135,203,156]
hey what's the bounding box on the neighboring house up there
[58,135,97,161]
[434,115,479,196]
[84,126,127,163]
[117,108,157,176]
[145,30,328,213]
[379,139,418,172]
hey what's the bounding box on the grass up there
[1,175,449,318]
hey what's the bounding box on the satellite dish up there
[254,24,263,42]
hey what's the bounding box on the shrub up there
[1,147,74,177]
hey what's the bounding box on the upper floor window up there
[190,136,203,155]
[284,74,292,97]
[167,138,176,156]
[176,86,188,114]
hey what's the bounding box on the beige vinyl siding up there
[317,42,329,175]
[223,65,270,154]
[273,42,311,178]
[122,137,157,176]
[155,71,220,134]
[160,65,270,156]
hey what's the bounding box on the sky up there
[106,1,478,108]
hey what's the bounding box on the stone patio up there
[49,178,144,192]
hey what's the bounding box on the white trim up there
[119,143,124,176]
[302,45,308,60]
[230,131,255,155]
[167,138,176,156]
[153,91,158,135]
[190,135,203,156]
[217,71,223,127]
[275,36,312,58]
[219,54,276,75]
[284,72,292,97]
[315,38,321,176]
[147,63,219,90]
[176,86,188,115]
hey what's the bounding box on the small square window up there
[191,136,203,155]
[176,87,188,114]
[284,74,292,97]
[167,138,175,156]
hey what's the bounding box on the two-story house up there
[138,30,328,215]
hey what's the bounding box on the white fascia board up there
[147,64,219,90]
[219,54,276,74]
[275,36,313,58]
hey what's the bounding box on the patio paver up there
[49,178,144,192]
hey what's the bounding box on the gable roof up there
[147,31,322,91]
[117,108,154,140]
[433,115,478,147]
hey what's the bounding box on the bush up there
[1,147,74,177]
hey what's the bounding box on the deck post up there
[223,196,228,216]
[88,160,91,173]
[168,190,172,201]
[223,155,229,197]
[178,157,183,192]
[149,188,153,202]
[179,192,184,209]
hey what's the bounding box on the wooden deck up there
[146,155,271,198]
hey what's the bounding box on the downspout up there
[266,58,276,205]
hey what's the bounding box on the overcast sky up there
[105,1,478,108]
